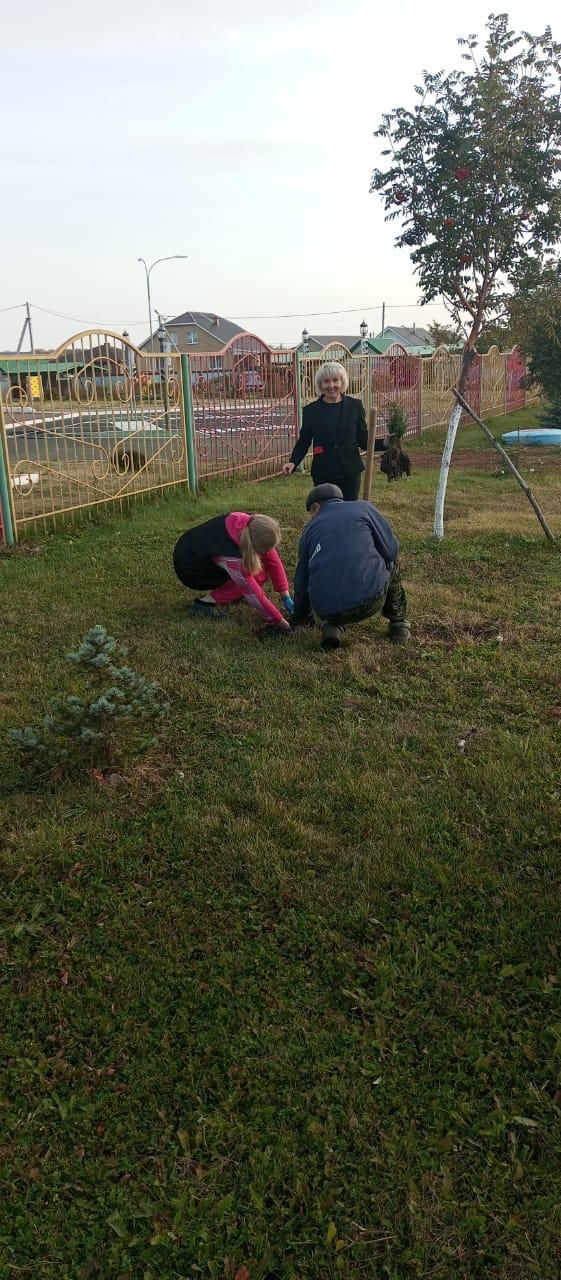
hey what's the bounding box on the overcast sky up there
[0,0,556,352]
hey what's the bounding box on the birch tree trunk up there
[432,348,473,542]
[433,401,463,540]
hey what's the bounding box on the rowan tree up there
[371,12,561,537]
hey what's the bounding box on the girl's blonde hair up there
[239,514,282,575]
[315,360,349,396]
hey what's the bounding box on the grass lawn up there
[1,463,561,1280]
[408,404,544,453]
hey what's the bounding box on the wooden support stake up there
[362,408,377,502]
[454,388,556,545]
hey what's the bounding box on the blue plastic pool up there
[501,428,561,447]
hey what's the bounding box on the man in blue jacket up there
[291,484,410,650]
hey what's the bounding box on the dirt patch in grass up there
[416,618,507,648]
[409,447,561,474]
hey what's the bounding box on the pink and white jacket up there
[212,512,289,624]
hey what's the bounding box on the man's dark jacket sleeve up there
[365,503,399,565]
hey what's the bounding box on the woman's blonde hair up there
[315,360,349,397]
[239,514,282,575]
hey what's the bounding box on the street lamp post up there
[301,327,310,357]
[360,319,369,355]
[137,255,188,347]
[155,314,171,429]
[121,329,133,378]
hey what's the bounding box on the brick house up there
[140,312,246,357]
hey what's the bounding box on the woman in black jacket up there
[282,361,369,500]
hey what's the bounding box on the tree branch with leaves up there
[371,12,561,538]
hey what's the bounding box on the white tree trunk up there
[433,401,463,541]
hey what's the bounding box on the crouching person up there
[291,484,410,650]
[173,512,292,631]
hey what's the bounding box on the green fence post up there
[180,354,198,496]
[0,398,15,546]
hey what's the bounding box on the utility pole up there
[16,302,35,353]
[381,303,386,338]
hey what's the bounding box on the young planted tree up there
[370,12,561,538]
[380,404,413,482]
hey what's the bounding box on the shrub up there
[386,403,408,440]
[538,400,561,429]
[8,625,169,778]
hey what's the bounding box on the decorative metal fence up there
[370,348,421,435]
[0,331,188,543]
[189,333,297,482]
[480,345,507,418]
[505,345,527,412]
[421,346,484,430]
[0,330,537,545]
[299,343,531,439]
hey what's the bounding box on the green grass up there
[408,404,544,452]
[1,466,561,1280]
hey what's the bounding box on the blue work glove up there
[281,593,294,615]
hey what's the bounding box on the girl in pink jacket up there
[173,511,293,628]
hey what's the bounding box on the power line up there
[1,297,449,333]
[32,299,446,326]
[230,301,441,320]
[232,305,383,320]
[30,304,146,327]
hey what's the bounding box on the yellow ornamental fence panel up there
[316,342,354,361]
[299,355,321,408]
[1,330,189,536]
[421,346,461,430]
[369,345,421,437]
[480,345,506,417]
[346,355,371,413]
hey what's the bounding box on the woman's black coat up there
[289,395,369,482]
